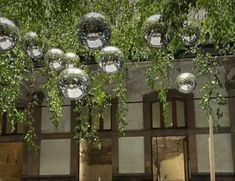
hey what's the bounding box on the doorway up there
[152,136,188,181]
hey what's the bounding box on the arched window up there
[143,89,194,129]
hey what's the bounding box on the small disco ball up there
[0,17,19,51]
[142,14,170,48]
[181,21,200,46]
[58,67,90,100]
[24,32,43,59]
[98,46,124,73]
[64,52,80,68]
[176,72,196,94]
[77,12,111,49]
[45,48,64,71]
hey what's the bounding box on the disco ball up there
[45,48,64,71]
[98,46,124,73]
[142,14,170,48]
[58,67,90,100]
[181,21,200,46]
[24,32,43,59]
[64,52,80,68]
[77,12,111,49]
[0,17,19,51]
[176,72,196,94]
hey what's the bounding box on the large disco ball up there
[24,32,43,59]
[98,46,124,73]
[176,72,196,94]
[181,21,200,46]
[58,67,90,100]
[64,52,80,68]
[142,14,170,48]
[77,12,111,49]
[0,17,19,51]
[45,48,64,71]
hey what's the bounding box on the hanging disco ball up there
[64,52,80,68]
[142,14,171,48]
[0,17,19,51]
[58,67,90,100]
[45,48,64,71]
[24,32,43,59]
[77,12,111,49]
[176,72,196,94]
[98,46,124,73]
[181,21,200,46]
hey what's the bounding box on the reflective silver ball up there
[45,48,64,71]
[64,52,80,68]
[98,46,124,73]
[24,32,43,59]
[58,67,90,100]
[176,72,196,94]
[142,14,170,48]
[77,12,111,49]
[181,21,200,46]
[0,17,19,51]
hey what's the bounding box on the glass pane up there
[99,107,111,130]
[40,139,71,175]
[0,112,2,135]
[152,102,161,128]
[125,103,143,130]
[41,106,71,133]
[119,136,145,173]
[80,139,112,181]
[165,102,173,128]
[196,134,233,172]
[195,100,230,127]
[177,101,185,127]
[152,136,186,181]
[5,120,13,134]
[17,122,25,134]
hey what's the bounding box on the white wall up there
[40,139,71,175]
[119,136,145,173]
[196,134,233,172]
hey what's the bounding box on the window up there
[40,139,71,175]
[118,137,145,173]
[196,133,234,172]
[152,99,186,128]
[98,106,112,130]
[149,90,191,129]
[0,111,25,135]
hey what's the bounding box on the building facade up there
[0,58,235,181]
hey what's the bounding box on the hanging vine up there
[0,0,234,147]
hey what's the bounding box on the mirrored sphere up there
[64,52,80,68]
[0,17,19,51]
[98,46,124,73]
[142,14,170,48]
[58,67,90,100]
[181,21,199,46]
[24,32,43,59]
[77,12,111,49]
[176,72,196,94]
[45,48,64,70]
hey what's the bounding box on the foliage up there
[0,0,234,146]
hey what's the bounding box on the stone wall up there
[0,143,23,181]
[80,139,112,181]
